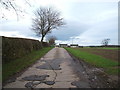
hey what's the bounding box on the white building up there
[59,44,68,47]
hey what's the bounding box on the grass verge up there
[3,47,53,81]
[65,47,119,75]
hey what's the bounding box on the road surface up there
[3,47,118,88]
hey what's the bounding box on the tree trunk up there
[41,36,44,48]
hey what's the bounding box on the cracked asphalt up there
[3,47,118,88]
[3,47,81,88]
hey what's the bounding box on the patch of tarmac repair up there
[24,59,61,88]
[71,81,90,88]
[36,59,62,70]
[22,75,49,81]
[25,81,55,88]
[22,75,56,88]
[43,81,55,85]
[25,82,36,88]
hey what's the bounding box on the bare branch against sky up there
[31,7,65,46]
[0,0,32,20]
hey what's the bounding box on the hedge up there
[2,36,49,63]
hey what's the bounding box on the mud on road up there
[69,53,119,88]
[3,47,118,88]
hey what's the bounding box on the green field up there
[65,47,119,75]
[3,47,53,81]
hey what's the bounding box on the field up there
[65,47,119,75]
[77,47,119,61]
[3,47,53,82]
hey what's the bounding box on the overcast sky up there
[0,0,119,46]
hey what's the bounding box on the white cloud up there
[0,0,118,46]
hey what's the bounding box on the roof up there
[59,44,68,45]
[70,44,78,46]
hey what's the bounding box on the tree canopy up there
[32,7,65,46]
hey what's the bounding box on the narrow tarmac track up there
[3,47,118,88]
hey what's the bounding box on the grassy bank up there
[3,47,53,81]
[65,48,119,75]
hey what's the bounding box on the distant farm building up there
[59,44,68,47]
[70,44,78,48]
[79,46,83,48]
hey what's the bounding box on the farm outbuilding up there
[70,44,79,48]
[59,44,68,47]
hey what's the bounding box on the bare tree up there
[32,7,65,47]
[47,36,57,46]
[101,38,110,46]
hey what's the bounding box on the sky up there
[0,0,119,46]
